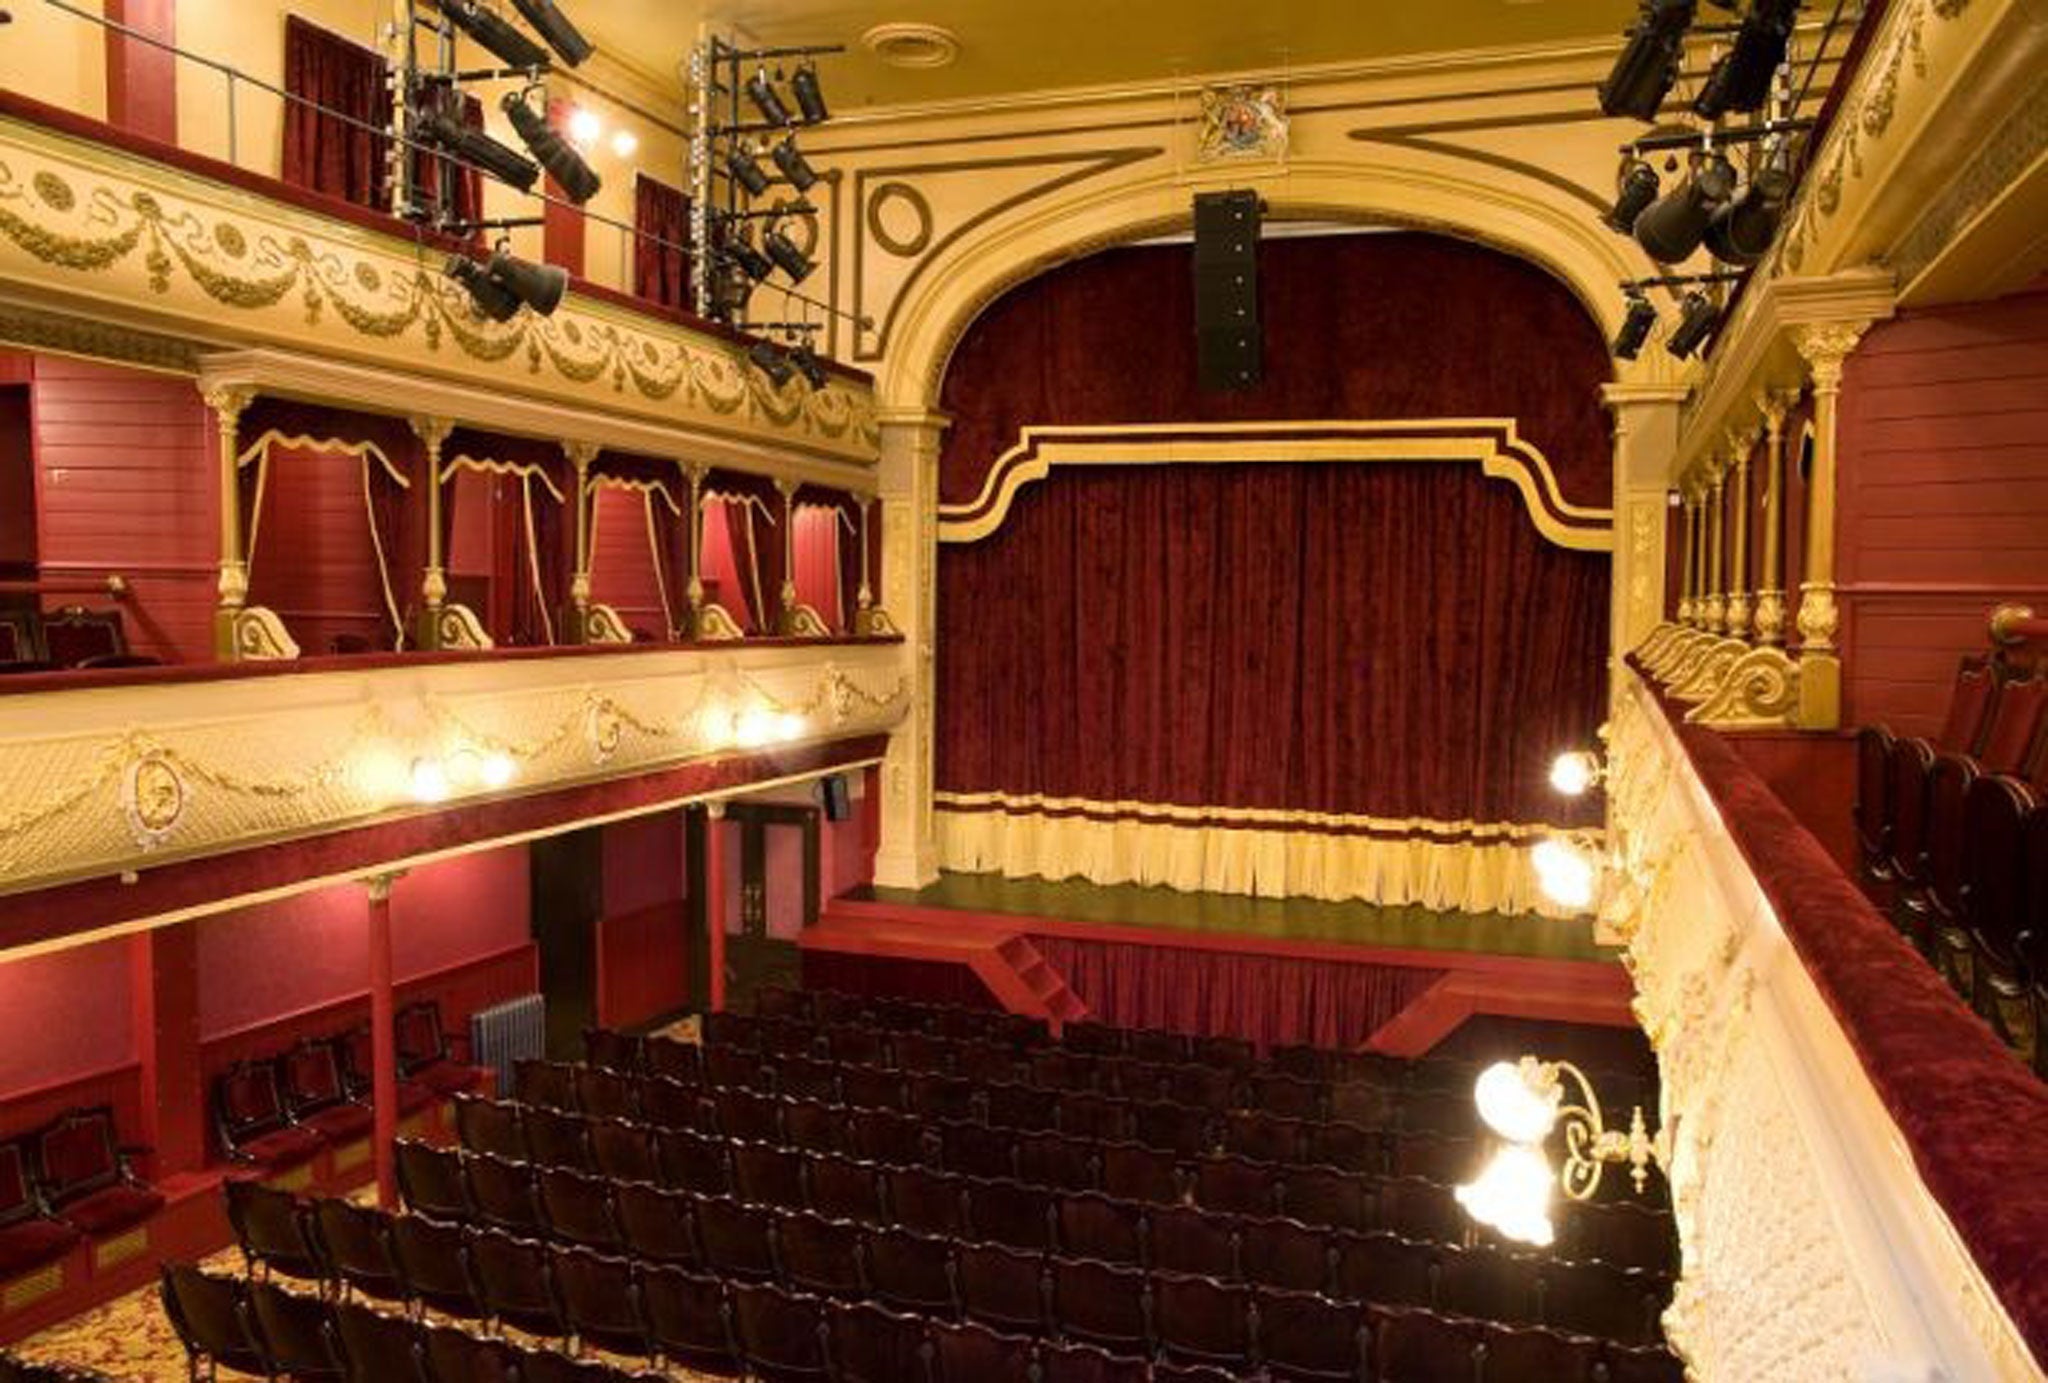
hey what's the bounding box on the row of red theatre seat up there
[1855,646,2048,1074]
[160,1262,668,1383]
[736,988,1661,1103]
[416,1109,1670,1344]
[0,1108,161,1287]
[211,1170,1682,1381]
[211,1001,487,1175]
[524,1049,1491,1177]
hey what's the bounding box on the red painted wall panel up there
[595,904,687,1029]
[195,846,532,1039]
[0,938,134,1098]
[104,0,178,142]
[246,446,388,656]
[1838,281,2048,735]
[587,486,669,638]
[602,813,683,918]
[29,354,215,662]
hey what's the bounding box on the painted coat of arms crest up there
[1198,84,1288,163]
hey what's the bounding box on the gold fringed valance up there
[934,794,1597,920]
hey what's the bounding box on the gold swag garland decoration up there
[0,134,878,451]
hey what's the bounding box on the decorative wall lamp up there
[1548,749,1607,797]
[1532,837,1602,910]
[1457,1056,1668,1246]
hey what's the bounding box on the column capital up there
[1759,387,1799,430]
[1793,322,1870,387]
[363,870,406,903]
[563,440,602,469]
[408,414,454,449]
[199,383,256,422]
[704,799,727,821]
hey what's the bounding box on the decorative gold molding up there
[1687,645,1802,728]
[0,642,910,896]
[434,604,494,651]
[939,419,1613,550]
[0,114,878,462]
[692,603,746,641]
[582,603,634,645]
[226,605,300,662]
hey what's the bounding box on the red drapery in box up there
[937,460,1608,831]
[1031,935,1446,1051]
[282,17,390,210]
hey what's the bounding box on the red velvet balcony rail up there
[1630,657,2048,1360]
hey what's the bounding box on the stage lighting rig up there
[1613,293,1658,360]
[439,0,549,71]
[748,338,797,388]
[1696,0,1801,118]
[1704,147,1793,265]
[447,240,568,321]
[509,0,592,66]
[1606,157,1661,234]
[1599,0,1697,121]
[420,107,540,191]
[1666,289,1719,357]
[1635,148,1737,262]
[502,86,601,203]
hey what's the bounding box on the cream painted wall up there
[5,0,688,297]
[9,0,108,122]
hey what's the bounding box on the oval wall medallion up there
[867,181,933,258]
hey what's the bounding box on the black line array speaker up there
[1192,189,1263,393]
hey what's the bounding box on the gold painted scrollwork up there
[1686,646,1802,728]
[229,606,301,662]
[693,603,746,641]
[582,603,634,645]
[435,604,494,651]
[1669,637,1747,702]
[780,603,833,638]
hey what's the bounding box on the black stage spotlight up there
[763,227,813,283]
[789,341,829,389]
[422,110,539,191]
[446,253,521,321]
[441,0,549,70]
[1635,150,1736,262]
[726,147,771,197]
[1666,289,1719,358]
[1599,0,1697,120]
[1614,293,1658,360]
[509,0,592,67]
[747,69,793,127]
[501,90,601,203]
[1606,158,1661,233]
[749,339,796,387]
[1695,0,1799,118]
[771,137,819,192]
[1704,154,1793,264]
[723,233,775,283]
[791,64,829,124]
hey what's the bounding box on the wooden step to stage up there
[804,901,1088,1026]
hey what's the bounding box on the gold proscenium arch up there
[938,420,1613,552]
[874,153,1661,411]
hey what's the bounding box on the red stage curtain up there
[282,17,389,209]
[937,233,1615,512]
[937,461,1608,830]
[633,176,692,311]
[700,495,754,632]
[1031,935,1445,1050]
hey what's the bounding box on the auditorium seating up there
[0,1105,161,1284]
[0,1353,112,1383]
[0,606,145,674]
[1854,641,2048,1075]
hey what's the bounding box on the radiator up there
[469,993,546,1097]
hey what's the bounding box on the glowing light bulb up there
[1532,838,1598,910]
[775,712,805,742]
[409,757,451,804]
[353,745,407,803]
[1473,1060,1560,1145]
[445,747,482,789]
[481,751,516,789]
[566,106,603,148]
[736,707,775,747]
[609,128,638,158]
[1455,1144,1556,1246]
[1549,750,1600,797]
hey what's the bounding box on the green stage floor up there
[852,872,1619,964]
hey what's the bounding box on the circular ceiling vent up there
[861,23,961,69]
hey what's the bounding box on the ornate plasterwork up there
[0,115,877,461]
[1607,672,2042,1381]
[0,641,909,895]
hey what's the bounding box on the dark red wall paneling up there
[587,485,668,638]
[29,355,215,661]
[937,233,1615,512]
[246,446,388,657]
[1838,280,2048,735]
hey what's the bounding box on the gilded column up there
[872,407,949,890]
[1753,392,1793,646]
[683,464,707,637]
[202,383,254,658]
[1703,457,1727,634]
[1725,430,1753,640]
[409,415,453,648]
[1677,488,1697,626]
[564,441,600,641]
[850,490,899,636]
[773,477,830,636]
[1793,323,1868,729]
